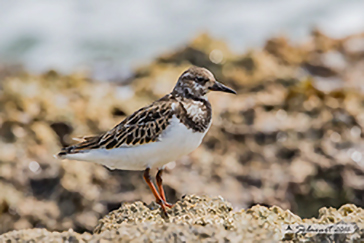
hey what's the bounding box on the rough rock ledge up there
[1,195,364,242]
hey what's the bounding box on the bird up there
[57,66,236,215]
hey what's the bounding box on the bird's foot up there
[153,200,173,218]
[164,201,173,208]
[156,199,173,209]
[156,200,170,217]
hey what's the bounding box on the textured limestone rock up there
[94,195,234,233]
[1,195,364,242]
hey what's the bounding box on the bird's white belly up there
[64,116,209,170]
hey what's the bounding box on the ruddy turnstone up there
[57,66,236,214]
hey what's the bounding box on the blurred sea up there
[0,0,364,78]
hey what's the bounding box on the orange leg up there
[156,169,173,208]
[143,168,168,214]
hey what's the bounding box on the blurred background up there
[1,0,364,76]
[1,0,364,235]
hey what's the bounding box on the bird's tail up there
[55,135,100,159]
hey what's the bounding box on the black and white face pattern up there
[172,66,236,98]
[173,67,217,98]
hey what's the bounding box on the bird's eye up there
[195,76,207,83]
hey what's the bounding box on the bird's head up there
[172,66,236,98]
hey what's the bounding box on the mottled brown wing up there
[58,96,175,155]
[100,99,174,149]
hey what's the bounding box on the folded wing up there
[57,96,175,157]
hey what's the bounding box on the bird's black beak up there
[209,81,236,94]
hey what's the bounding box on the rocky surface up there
[1,195,364,242]
[1,30,364,237]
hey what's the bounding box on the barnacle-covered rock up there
[94,195,234,233]
[1,196,364,242]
